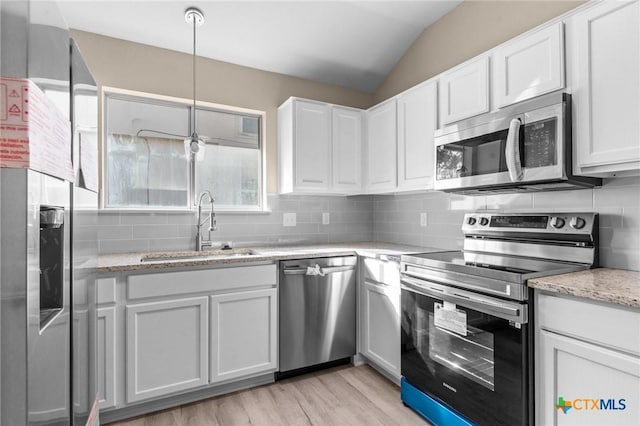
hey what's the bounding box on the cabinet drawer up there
[538,293,640,356]
[128,264,277,299]
[362,257,400,288]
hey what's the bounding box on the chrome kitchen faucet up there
[196,190,217,251]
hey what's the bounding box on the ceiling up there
[58,1,462,93]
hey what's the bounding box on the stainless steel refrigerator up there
[1,0,99,424]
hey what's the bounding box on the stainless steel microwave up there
[434,92,601,194]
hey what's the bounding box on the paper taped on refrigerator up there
[0,77,73,182]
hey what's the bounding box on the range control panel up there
[462,213,598,234]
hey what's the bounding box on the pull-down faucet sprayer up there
[196,190,216,251]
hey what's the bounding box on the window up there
[103,91,264,211]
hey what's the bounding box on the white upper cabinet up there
[568,0,640,177]
[493,23,565,108]
[278,99,331,193]
[439,55,490,125]
[365,99,397,192]
[397,81,437,190]
[332,107,363,193]
[278,98,362,194]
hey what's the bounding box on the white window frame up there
[100,87,267,213]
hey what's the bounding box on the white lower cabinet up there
[210,288,277,383]
[125,297,209,403]
[536,293,640,426]
[361,280,401,379]
[97,306,116,410]
[98,264,279,418]
[359,257,401,381]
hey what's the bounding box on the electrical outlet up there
[322,212,330,225]
[420,212,428,227]
[283,212,296,227]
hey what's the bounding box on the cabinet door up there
[332,106,362,193]
[210,288,277,383]
[294,100,331,191]
[126,297,208,403]
[537,330,640,425]
[439,56,490,125]
[366,99,397,192]
[97,306,116,410]
[570,0,640,175]
[493,23,564,108]
[397,81,437,190]
[361,281,400,379]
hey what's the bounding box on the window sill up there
[99,208,272,215]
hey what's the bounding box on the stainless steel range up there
[399,212,598,426]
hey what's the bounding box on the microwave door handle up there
[505,118,523,181]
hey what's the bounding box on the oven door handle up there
[401,278,527,324]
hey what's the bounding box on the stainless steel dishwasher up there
[278,256,357,376]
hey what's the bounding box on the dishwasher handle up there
[283,264,355,276]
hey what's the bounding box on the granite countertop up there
[98,242,440,273]
[528,268,640,309]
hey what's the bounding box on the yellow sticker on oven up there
[434,302,467,336]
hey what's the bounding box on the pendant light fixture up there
[184,6,205,160]
[134,6,207,161]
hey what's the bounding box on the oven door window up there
[427,303,495,390]
[401,288,527,426]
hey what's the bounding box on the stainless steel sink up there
[140,248,257,262]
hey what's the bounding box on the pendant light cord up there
[192,14,197,138]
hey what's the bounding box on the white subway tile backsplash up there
[449,194,486,211]
[167,213,197,225]
[148,238,196,252]
[120,213,169,225]
[97,225,132,241]
[97,213,120,226]
[485,193,533,210]
[622,208,640,229]
[372,178,640,271]
[99,239,149,254]
[93,178,639,271]
[132,224,180,239]
[597,207,624,228]
[533,189,593,210]
[594,185,640,208]
[599,248,640,271]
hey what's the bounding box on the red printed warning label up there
[0,77,72,181]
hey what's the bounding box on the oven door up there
[400,277,530,426]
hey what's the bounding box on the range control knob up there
[479,217,489,226]
[550,217,565,229]
[467,217,477,226]
[570,216,586,230]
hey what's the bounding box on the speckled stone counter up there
[98,242,439,273]
[528,268,640,309]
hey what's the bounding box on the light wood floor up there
[106,364,429,426]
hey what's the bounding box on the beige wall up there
[374,0,585,102]
[70,30,372,194]
[73,1,585,192]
